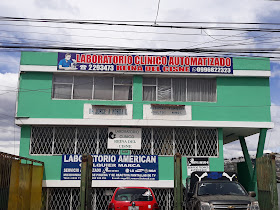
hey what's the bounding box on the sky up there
[0,0,280,159]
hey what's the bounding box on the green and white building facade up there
[16,52,273,209]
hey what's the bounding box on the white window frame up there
[52,74,133,101]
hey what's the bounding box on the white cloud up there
[0,140,20,156]
[0,73,20,155]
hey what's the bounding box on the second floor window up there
[143,77,216,102]
[52,74,133,100]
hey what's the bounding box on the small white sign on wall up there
[187,158,210,176]
[83,104,133,120]
[108,127,142,150]
[143,104,192,120]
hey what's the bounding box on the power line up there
[3,16,280,32]
[154,0,161,25]
[3,16,280,26]
[0,29,206,44]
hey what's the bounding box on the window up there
[143,77,216,102]
[187,78,216,102]
[94,77,113,100]
[73,76,93,99]
[53,75,73,99]
[52,74,133,100]
[31,126,218,157]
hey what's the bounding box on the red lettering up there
[156,56,161,65]
[197,58,203,66]
[168,57,174,65]
[202,58,207,65]
[80,54,86,63]
[220,58,225,66]
[119,56,124,64]
[190,57,197,65]
[179,57,185,65]
[162,57,167,65]
[137,66,144,71]
[225,58,231,67]
[210,58,214,66]
[92,55,97,63]
[174,57,179,65]
[162,66,169,72]
[107,55,112,63]
[113,56,119,64]
[86,55,91,63]
[76,54,81,63]
[185,57,189,65]
[103,56,108,64]
[97,55,103,63]
[127,56,133,64]
[214,58,220,66]
[135,56,140,65]
[147,56,153,65]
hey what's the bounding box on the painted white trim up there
[15,118,274,129]
[234,70,271,77]
[42,180,174,188]
[20,65,57,72]
[20,65,271,77]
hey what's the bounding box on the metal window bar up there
[30,127,218,157]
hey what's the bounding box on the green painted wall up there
[17,72,271,122]
[209,128,224,171]
[233,57,270,70]
[19,126,62,180]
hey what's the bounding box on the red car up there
[108,187,160,210]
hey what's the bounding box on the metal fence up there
[0,152,44,210]
[256,154,278,210]
[31,126,218,157]
[42,187,180,210]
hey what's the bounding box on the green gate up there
[256,154,278,210]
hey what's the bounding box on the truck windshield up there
[115,188,154,201]
[197,182,247,196]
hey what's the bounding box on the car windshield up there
[197,182,247,196]
[115,188,154,201]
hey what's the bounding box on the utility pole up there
[174,153,183,210]
[80,154,93,210]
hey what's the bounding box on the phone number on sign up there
[192,67,232,73]
[79,64,114,71]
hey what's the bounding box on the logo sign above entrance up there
[108,127,142,150]
[57,53,233,74]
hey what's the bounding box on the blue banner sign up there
[61,154,159,180]
[58,53,233,74]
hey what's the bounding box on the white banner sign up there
[143,104,192,120]
[108,127,142,150]
[187,158,209,176]
[83,104,133,120]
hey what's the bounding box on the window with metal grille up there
[142,77,216,102]
[31,126,218,157]
[41,187,178,210]
[52,74,133,100]
[30,127,119,155]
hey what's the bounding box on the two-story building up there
[16,52,273,209]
